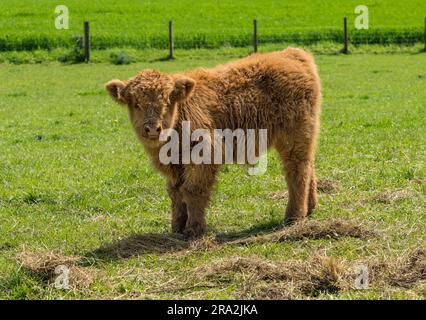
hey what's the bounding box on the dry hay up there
[189,235,219,251]
[17,251,94,290]
[17,247,424,299]
[195,255,351,299]
[409,178,426,185]
[227,219,378,246]
[190,248,425,299]
[371,248,426,288]
[112,249,426,298]
[371,189,415,204]
[389,249,426,287]
[317,178,341,194]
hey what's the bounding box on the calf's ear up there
[171,77,196,103]
[105,79,127,105]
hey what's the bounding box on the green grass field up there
[0,50,425,299]
[0,0,425,50]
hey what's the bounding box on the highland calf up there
[106,48,321,239]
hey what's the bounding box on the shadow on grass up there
[214,218,283,243]
[86,233,189,262]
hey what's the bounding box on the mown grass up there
[0,0,425,50]
[0,50,425,299]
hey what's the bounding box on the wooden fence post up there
[424,17,426,52]
[84,21,90,63]
[343,17,348,54]
[253,19,258,53]
[169,20,174,59]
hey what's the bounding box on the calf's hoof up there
[307,199,318,216]
[307,206,316,217]
[183,225,205,240]
[172,226,185,235]
[172,222,186,234]
[172,215,188,234]
[283,213,307,226]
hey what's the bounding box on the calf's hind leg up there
[307,164,318,216]
[276,124,317,224]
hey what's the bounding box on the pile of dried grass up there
[189,235,219,251]
[192,248,425,299]
[317,178,341,194]
[228,219,378,246]
[386,249,426,288]
[371,189,415,204]
[200,257,287,283]
[196,255,351,299]
[18,251,94,290]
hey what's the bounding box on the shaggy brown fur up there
[106,48,321,239]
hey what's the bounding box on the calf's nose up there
[144,123,162,135]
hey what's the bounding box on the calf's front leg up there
[180,165,218,239]
[181,189,209,239]
[167,180,187,234]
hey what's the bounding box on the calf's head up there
[106,69,195,145]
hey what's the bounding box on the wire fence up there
[179,19,424,46]
[90,24,425,49]
[0,17,425,57]
[89,17,426,60]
